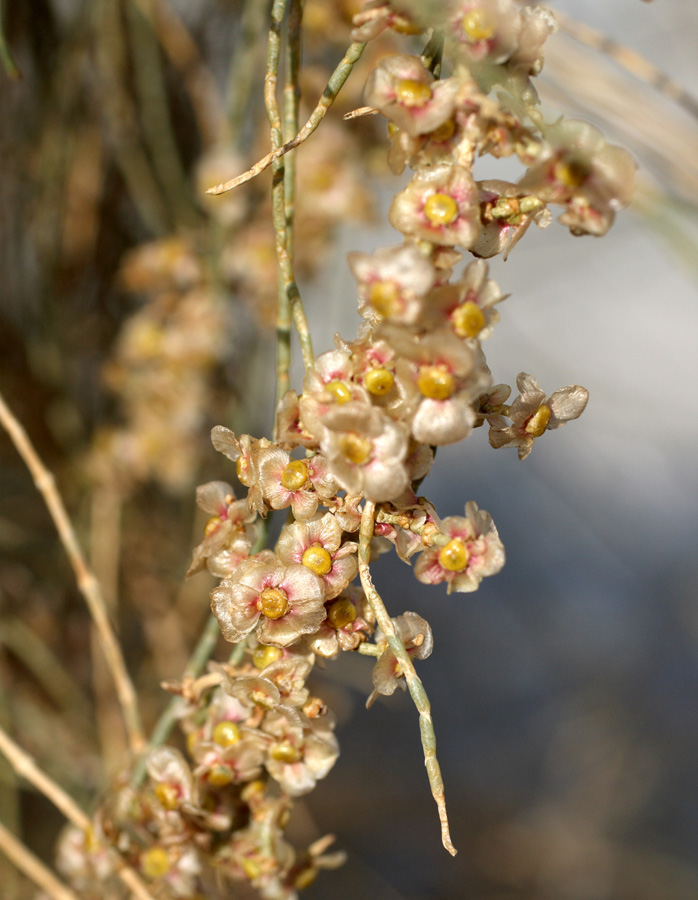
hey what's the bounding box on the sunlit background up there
[1,1,697,898]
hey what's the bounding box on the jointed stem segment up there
[358,502,457,857]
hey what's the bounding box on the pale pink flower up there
[351,1,421,42]
[262,711,339,796]
[258,449,337,521]
[187,480,258,578]
[276,512,358,600]
[424,258,507,340]
[211,558,327,647]
[389,162,480,248]
[306,585,374,659]
[414,501,505,593]
[447,0,521,64]
[347,243,436,326]
[364,55,459,137]
[488,372,589,459]
[367,611,433,707]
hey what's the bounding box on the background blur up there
[1,1,697,898]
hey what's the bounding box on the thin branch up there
[266,0,314,377]
[207,39,366,195]
[227,0,272,140]
[0,820,81,900]
[554,8,698,122]
[0,727,156,900]
[343,105,379,120]
[358,502,457,857]
[0,0,19,80]
[0,390,144,756]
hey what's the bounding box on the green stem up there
[359,502,456,857]
[0,0,19,80]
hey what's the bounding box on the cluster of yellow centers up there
[280,459,308,491]
[424,192,459,226]
[258,586,289,619]
[438,537,470,572]
[417,364,455,400]
[461,8,497,42]
[524,403,551,437]
[395,78,433,108]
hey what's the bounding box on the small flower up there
[488,372,589,459]
[415,501,505,593]
[211,558,327,647]
[389,162,481,248]
[367,611,433,707]
[364,55,459,138]
[258,449,337,521]
[187,480,258,577]
[262,710,339,796]
[351,1,421,42]
[276,512,358,600]
[347,243,436,326]
[424,257,507,340]
[447,0,521,64]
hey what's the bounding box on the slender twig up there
[0,0,19,80]
[207,40,366,195]
[0,727,156,900]
[266,0,314,377]
[343,105,379,120]
[0,820,81,900]
[358,502,457,857]
[227,0,272,141]
[553,8,698,122]
[0,391,144,756]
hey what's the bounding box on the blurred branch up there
[0,0,19,80]
[0,820,80,900]
[0,390,144,757]
[227,0,272,142]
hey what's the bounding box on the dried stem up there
[358,502,457,856]
[0,726,156,900]
[554,8,698,121]
[207,39,366,195]
[0,390,144,756]
[266,0,314,381]
[0,820,81,900]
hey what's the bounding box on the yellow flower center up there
[141,847,170,880]
[301,544,333,577]
[328,596,357,629]
[438,538,470,572]
[462,8,497,41]
[325,379,352,404]
[364,366,395,396]
[270,740,302,764]
[207,765,233,786]
[253,645,283,669]
[280,459,309,490]
[241,858,261,880]
[424,193,459,226]
[154,783,179,810]
[204,515,222,536]
[258,587,290,619]
[429,119,456,143]
[212,721,241,747]
[452,301,486,338]
[525,403,551,437]
[338,432,372,465]
[368,280,401,317]
[417,365,455,400]
[553,157,590,190]
[395,78,433,108]
[236,456,249,481]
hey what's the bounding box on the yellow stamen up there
[429,119,456,143]
[204,515,222,536]
[438,538,470,572]
[281,459,309,490]
[368,280,401,317]
[212,721,241,747]
[141,847,170,880]
[417,365,455,400]
[302,544,333,577]
[328,596,357,629]
[258,587,289,620]
[395,78,433,108]
[525,403,551,437]
[424,193,459,226]
[207,765,233,787]
[241,858,261,880]
[270,740,302,764]
[325,379,352,404]
[452,301,486,338]
[154,783,179,810]
[338,432,372,465]
[553,157,590,190]
[462,8,497,41]
[253,645,283,669]
[364,367,395,396]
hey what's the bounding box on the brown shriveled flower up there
[488,371,589,459]
[389,162,481,248]
[415,501,505,593]
[211,557,327,647]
